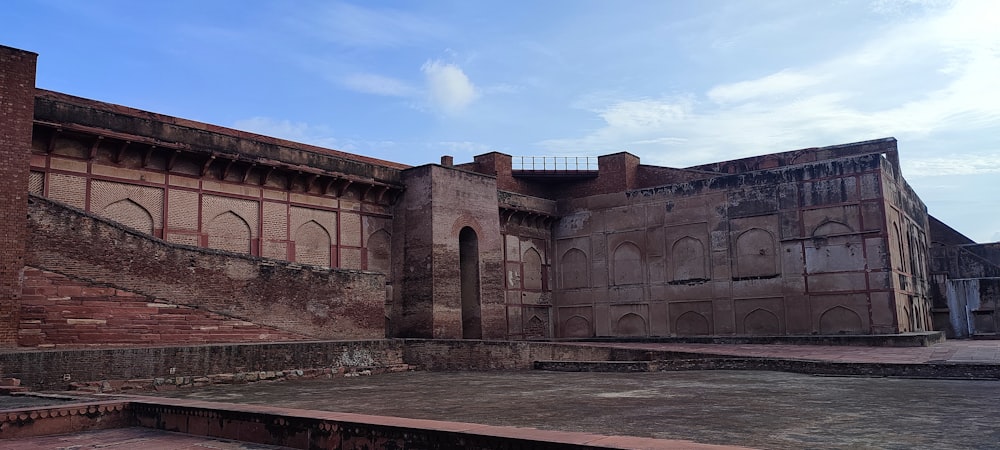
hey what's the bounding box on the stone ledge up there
[534,358,1000,379]
[556,331,945,347]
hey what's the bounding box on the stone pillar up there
[0,45,37,347]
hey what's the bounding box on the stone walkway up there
[2,427,291,449]
[577,339,1000,364]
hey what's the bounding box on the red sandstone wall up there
[18,268,309,347]
[28,127,394,271]
[392,165,505,339]
[550,151,915,337]
[0,46,38,346]
[27,196,386,340]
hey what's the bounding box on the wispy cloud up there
[422,60,479,114]
[539,0,1000,167]
[291,2,446,48]
[341,73,415,97]
[903,153,1000,176]
[707,70,827,104]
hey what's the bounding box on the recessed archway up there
[459,227,482,339]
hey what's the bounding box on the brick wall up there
[0,340,405,390]
[19,268,310,347]
[26,195,386,341]
[0,46,38,346]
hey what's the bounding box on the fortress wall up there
[550,151,921,337]
[0,46,38,345]
[26,196,385,340]
[28,124,395,272]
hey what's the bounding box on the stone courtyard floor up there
[148,369,1000,449]
[576,339,1000,364]
[3,340,999,449]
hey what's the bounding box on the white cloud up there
[539,0,1000,167]
[903,153,1000,176]
[707,70,827,104]
[422,60,479,114]
[342,73,415,97]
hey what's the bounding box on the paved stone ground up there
[151,369,1000,450]
[579,339,1000,364]
[2,427,292,449]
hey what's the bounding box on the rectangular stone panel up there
[806,272,868,293]
[262,201,288,241]
[167,175,199,188]
[340,212,361,247]
[340,248,362,269]
[49,157,87,173]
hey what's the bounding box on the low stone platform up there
[564,331,945,347]
[534,358,1000,379]
[0,396,744,449]
[569,339,1000,364]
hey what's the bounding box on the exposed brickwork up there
[26,196,386,340]
[0,46,38,346]
[0,340,406,390]
[18,268,309,347]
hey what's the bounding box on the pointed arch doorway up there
[459,227,482,339]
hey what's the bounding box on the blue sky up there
[5,0,999,242]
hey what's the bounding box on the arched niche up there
[523,247,543,290]
[675,311,711,336]
[206,211,252,254]
[743,308,780,335]
[367,229,391,274]
[813,221,852,237]
[525,315,547,339]
[459,227,482,339]
[294,220,332,266]
[562,315,592,338]
[560,248,588,289]
[616,313,647,337]
[612,242,643,285]
[735,228,777,278]
[819,306,864,334]
[672,236,707,281]
[101,198,153,235]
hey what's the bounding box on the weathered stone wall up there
[27,195,386,340]
[548,146,923,337]
[392,165,505,339]
[0,340,404,390]
[0,46,37,346]
[499,191,557,339]
[881,156,933,332]
[18,268,309,347]
[28,114,395,271]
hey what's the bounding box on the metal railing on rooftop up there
[512,156,598,172]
